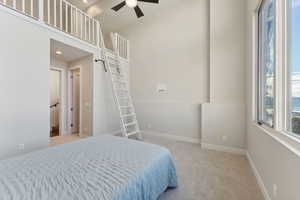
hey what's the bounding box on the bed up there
[0,135,177,200]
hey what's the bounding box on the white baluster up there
[22,0,25,13]
[85,16,87,40]
[92,20,95,44]
[31,0,33,16]
[70,6,73,34]
[66,3,68,32]
[89,18,91,42]
[54,0,57,27]
[75,9,78,36]
[60,0,62,30]
[48,0,50,23]
[81,13,83,39]
[96,22,100,47]
[39,0,44,22]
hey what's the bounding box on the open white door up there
[70,69,80,134]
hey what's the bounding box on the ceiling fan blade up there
[112,1,126,12]
[137,0,159,3]
[134,6,144,18]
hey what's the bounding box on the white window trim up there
[253,0,300,153]
[281,0,300,141]
[256,0,277,128]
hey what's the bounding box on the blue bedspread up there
[0,135,177,200]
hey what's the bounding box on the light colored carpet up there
[142,134,264,200]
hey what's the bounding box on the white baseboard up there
[142,131,200,144]
[201,143,246,155]
[92,130,122,137]
[107,130,122,136]
[246,152,271,200]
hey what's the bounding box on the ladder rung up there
[125,121,136,127]
[107,55,119,61]
[109,57,120,63]
[118,97,129,99]
[120,106,131,109]
[116,88,128,92]
[122,113,135,117]
[113,80,127,84]
[112,72,124,76]
[109,62,120,69]
[127,131,139,137]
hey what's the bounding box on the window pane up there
[258,0,275,127]
[287,0,300,136]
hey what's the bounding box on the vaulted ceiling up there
[67,0,182,34]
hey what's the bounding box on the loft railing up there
[44,0,99,46]
[0,1,130,60]
[111,33,130,61]
[0,0,39,18]
[0,0,101,47]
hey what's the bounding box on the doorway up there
[50,69,62,137]
[69,69,81,134]
[50,39,93,141]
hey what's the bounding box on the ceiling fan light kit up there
[112,0,159,18]
[126,0,138,8]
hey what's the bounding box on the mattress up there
[0,135,177,200]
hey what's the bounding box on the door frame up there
[67,66,83,136]
[49,67,66,136]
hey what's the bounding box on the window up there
[286,0,300,137]
[257,0,276,127]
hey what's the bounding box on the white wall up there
[0,7,114,159]
[119,0,209,140]
[246,0,300,199]
[0,10,49,159]
[201,0,246,152]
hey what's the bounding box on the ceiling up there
[51,40,91,63]
[67,0,181,34]
[66,0,100,11]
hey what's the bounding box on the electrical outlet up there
[273,184,278,198]
[18,143,25,151]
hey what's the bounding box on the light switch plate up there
[156,83,167,93]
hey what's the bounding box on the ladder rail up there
[98,27,128,137]
[111,50,139,138]
[124,82,141,138]
[111,33,141,139]
[98,27,141,139]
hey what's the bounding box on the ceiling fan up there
[111,0,159,18]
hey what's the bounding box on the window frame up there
[283,0,300,140]
[256,0,277,128]
[254,0,300,145]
